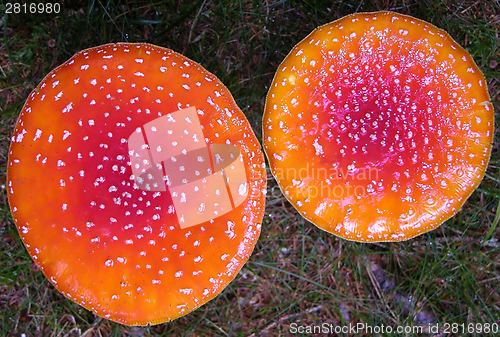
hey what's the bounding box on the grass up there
[1,0,500,336]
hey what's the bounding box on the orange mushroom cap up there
[263,11,493,242]
[7,43,266,325]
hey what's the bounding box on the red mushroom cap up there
[263,11,493,242]
[7,43,266,325]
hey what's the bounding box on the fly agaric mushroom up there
[7,43,266,325]
[263,11,493,242]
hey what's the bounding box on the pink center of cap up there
[127,107,248,228]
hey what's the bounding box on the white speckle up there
[239,182,248,196]
[313,138,324,155]
[16,130,26,143]
[62,130,71,140]
[179,288,192,295]
[33,129,42,141]
[90,79,97,85]
[62,102,73,113]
